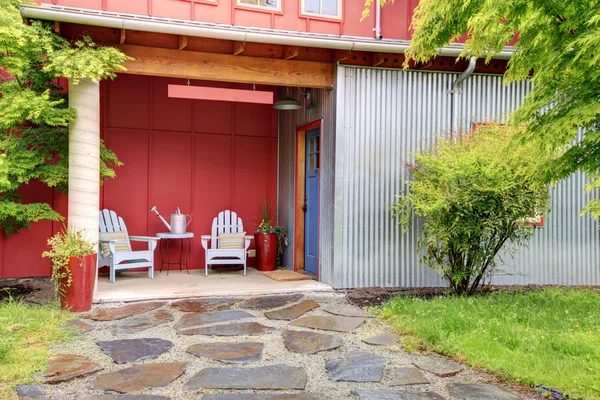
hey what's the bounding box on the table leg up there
[159,239,164,273]
[166,239,170,276]
[178,238,184,272]
[186,237,191,274]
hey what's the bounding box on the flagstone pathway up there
[16,293,535,400]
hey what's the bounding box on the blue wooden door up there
[304,128,320,274]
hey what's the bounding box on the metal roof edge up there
[19,4,514,59]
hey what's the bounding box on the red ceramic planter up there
[254,232,277,271]
[59,254,97,312]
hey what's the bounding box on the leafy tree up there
[392,125,550,295]
[364,0,600,216]
[0,0,129,235]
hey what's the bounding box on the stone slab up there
[41,354,102,384]
[77,396,170,400]
[447,383,521,400]
[264,300,319,320]
[187,342,263,363]
[238,294,304,310]
[351,390,445,400]
[64,319,93,333]
[111,310,174,335]
[290,315,365,332]
[389,367,430,386]
[282,329,342,354]
[15,384,48,400]
[98,338,173,364]
[363,332,400,346]
[413,357,463,377]
[175,310,254,333]
[326,351,388,382]
[93,362,187,393]
[179,321,275,336]
[170,298,237,313]
[323,304,375,318]
[186,365,307,390]
[83,302,165,321]
[202,395,321,400]
[262,270,313,282]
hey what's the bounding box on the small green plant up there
[42,228,95,298]
[392,124,551,295]
[255,199,288,266]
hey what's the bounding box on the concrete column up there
[68,78,100,247]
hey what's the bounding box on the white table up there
[156,232,194,274]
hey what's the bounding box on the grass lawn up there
[0,298,73,400]
[379,288,600,399]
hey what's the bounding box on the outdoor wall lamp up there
[273,87,312,110]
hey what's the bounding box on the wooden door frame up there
[293,119,322,274]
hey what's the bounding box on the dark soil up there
[346,284,600,308]
[0,277,56,304]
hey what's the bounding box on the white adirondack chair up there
[98,209,160,283]
[201,210,253,276]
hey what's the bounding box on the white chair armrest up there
[129,236,161,242]
[201,235,211,251]
[244,235,252,251]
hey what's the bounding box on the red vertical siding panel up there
[106,0,148,15]
[0,231,4,278]
[148,132,193,234]
[107,75,149,130]
[192,134,233,268]
[3,182,54,278]
[152,0,192,19]
[152,78,193,133]
[103,130,150,241]
[232,136,269,231]
[234,102,272,137]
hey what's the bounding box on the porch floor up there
[94,267,333,303]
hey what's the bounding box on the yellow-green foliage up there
[366,0,600,218]
[380,288,600,399]
[0,0,128,235]
[0,299,73,399]
[392,125,550,294]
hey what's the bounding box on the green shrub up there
[392,124,550,295]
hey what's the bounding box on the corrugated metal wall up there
[278,82,336,286]
[333,65,600,288]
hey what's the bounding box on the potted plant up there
[254,201,288,271]
[42,228,97,312]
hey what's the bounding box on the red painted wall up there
[41,0,418,40]
[101,75,278,270]
[0,74,277,278]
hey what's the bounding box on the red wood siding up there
[0,74,277,277]
[41,0,418,39]
[102,75,278,270]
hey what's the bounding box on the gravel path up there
[21,292,537,400]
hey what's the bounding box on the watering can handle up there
[186,214,192,227]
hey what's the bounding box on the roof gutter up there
[20,4,515,60]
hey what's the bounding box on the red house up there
[2,0,598,294]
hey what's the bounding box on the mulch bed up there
[0,277,56,304]
[346,284,600,308]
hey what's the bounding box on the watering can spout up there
[150,205,171,231]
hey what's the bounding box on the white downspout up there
[374,0,382,39]
[68,79,100,294]
[449,57,476,133]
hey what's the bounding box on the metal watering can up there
[150,206,192,234]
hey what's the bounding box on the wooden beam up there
[372,53,387,67]
[332,50,350,63]
[113,44,333,88]
[120,29,126,45]
[284,46,299,60]
[178,35,188,50]
[233,41,245,56]
[54,21,60,35]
